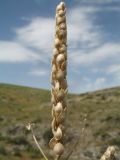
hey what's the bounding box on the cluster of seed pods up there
[49,2,67,160]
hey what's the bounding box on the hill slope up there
[0,83,120,160]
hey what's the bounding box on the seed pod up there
[58,30,66,38]
[57,16,65,25]
[55,38,61,47]
[49,137,57,149]
[58,10,65,17]
[56,4,62,11]
[55,81,60,90]
[53,48,59,57]
[52,64,57,74]
[57,113,65,124]
[61,61,66,70]
[56,70,65,81]
[54,102,63,114]
[51,94,56,105]
[53,143,64,156]
[59,44,66,53]
[54,127,62,140]
[59,23,66,30]
[57,90,64,101]
[60,2,65,9]
[61,79,67,89]
[56,54,65,64]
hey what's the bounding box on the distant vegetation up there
[0,83,120,160]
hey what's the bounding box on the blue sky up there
[0,0,120,93]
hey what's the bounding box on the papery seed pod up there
[53,48,59,57]
[58,30,66,38]
[56,70,65,81]
[61,79,67,89]
[59,23,66,30]
[61,61,66,71]
[57,90,65,101]
[51,94,57,105]
[53,143,64,156]
[49,137,57,149]
[59,44,66,53]
[54,127,62,140]
[57,112,65,124]
[60,2,65,9]
[55,38,61,47]
[54,102,63,114]
[55,81,60,90]
[52,72,56,81]
[56,4,62,11]
[52,64,57,74]
[58,10,65,17]
[56,54,65,64]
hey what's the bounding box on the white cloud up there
[0,41,41,63]
[29,68,48,76]
[70,43,120,66]
[68,6,101,49]
[15,17,54,55]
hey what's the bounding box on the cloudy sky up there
[0,0,120,93]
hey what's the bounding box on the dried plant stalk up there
[49,2,67,160]
[100,146,116,160]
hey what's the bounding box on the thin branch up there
[26,123,49,160]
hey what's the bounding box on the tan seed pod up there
[61,79,67,89]
[61,61,66,70]
[49,137,57,149]
[54,102,63,114]
[55,38,61,47]
[59,23,66,30]
[60,2,65,9]
[56,16,65,25]
[56,54,65,63]
[53,143,64,156]
[51,72,56,81]
[57,113,65,124]
[58,10,65,17]
[52,64,57,74]
[53,48,59,57]
[55,81,60,90]
[57,90,65,101]
[54,127,62,140]
[56,4,62,11]
[58,30,66,38]
[52,118,57,131]
[56,70,65,81]
[51,95,56,105]
[59,44,66,53]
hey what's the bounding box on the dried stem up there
[100,146,117,160]
[26,123,48,160]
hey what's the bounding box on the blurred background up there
[0,0,120,160]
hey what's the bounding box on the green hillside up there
[0,83,120,160]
